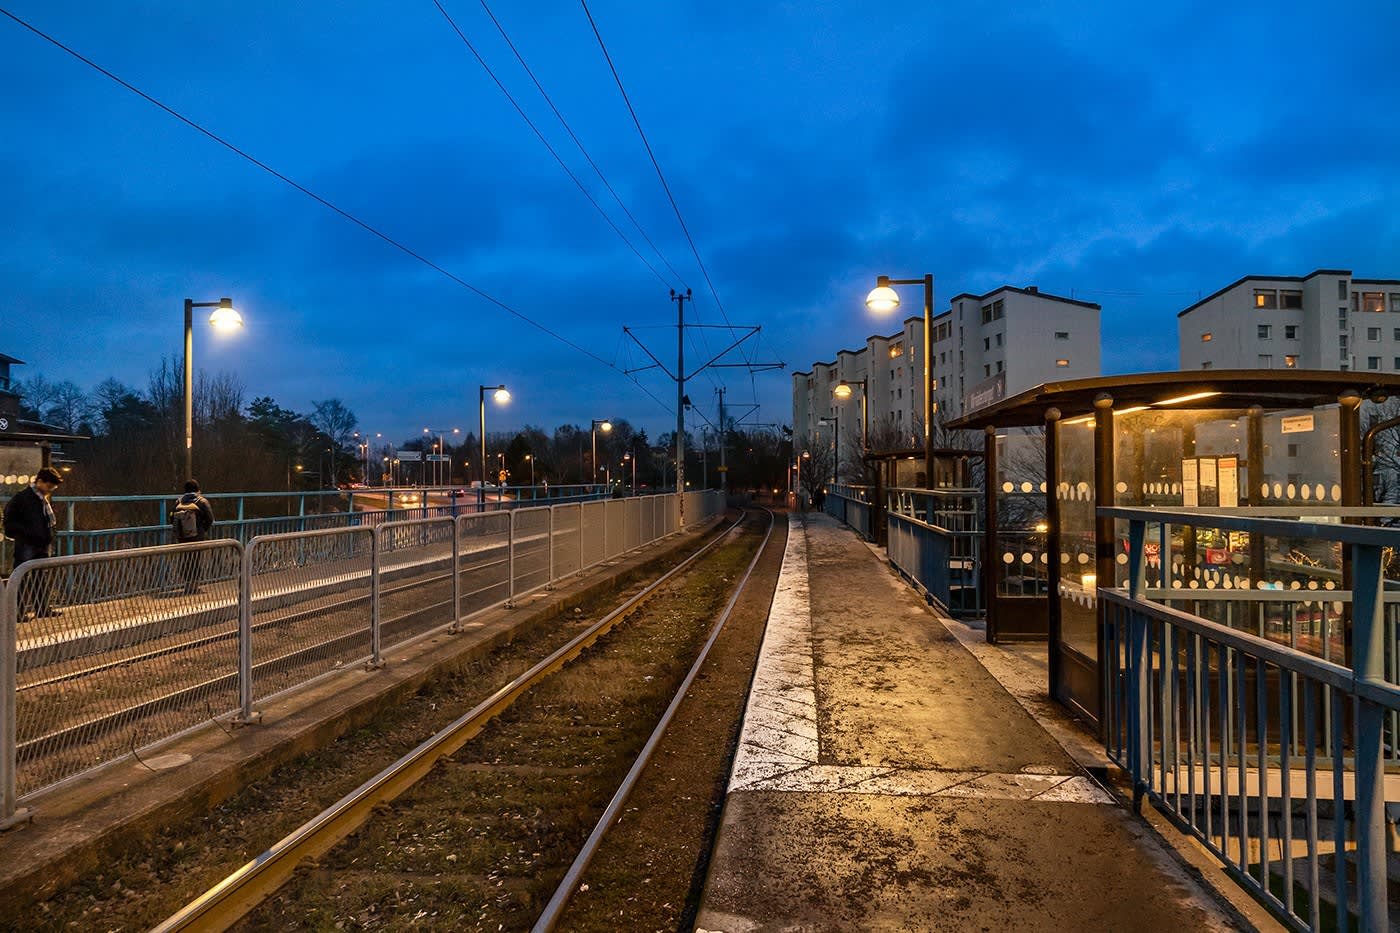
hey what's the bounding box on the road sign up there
[397,451,422,462]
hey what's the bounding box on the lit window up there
[1258,324,1271,339]
[1201,332,1213,342]
[1055,359,1070,367]
[1284,355,1298,368]
[1280,290,1303,309]
[1363,292,1385,313]
[1254,289,1277,308]
[1369,356,1381,370]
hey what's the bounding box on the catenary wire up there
[475,0,692,292]
[578,0,758,384]
[430,0,674,291]
[0,4,678,418]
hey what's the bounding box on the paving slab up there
[696,512,1244,932]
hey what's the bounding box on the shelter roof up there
[947,370,1400,430]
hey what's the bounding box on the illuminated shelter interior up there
[949,370,1400,728]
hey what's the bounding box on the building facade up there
[1178,269,1400,372]
[793,285,1101,476]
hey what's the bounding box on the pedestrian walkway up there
[696,511,1245,931]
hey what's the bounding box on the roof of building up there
[947,369,1400,430]
[1177,269,1356,318]
[947,285,1100,311]
[0,353,24,365]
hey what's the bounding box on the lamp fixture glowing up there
[599,420,612,433]
[833,382,852,399]
[865,285,900,314]
[208,297,242,332]
[493,386,511,404]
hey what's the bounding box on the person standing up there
[3,466,64,618]
[171,479,215,594]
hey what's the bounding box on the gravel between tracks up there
[21,511,780,932]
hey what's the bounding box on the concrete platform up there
[696,512,1247,931]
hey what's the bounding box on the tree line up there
[13,363,795,499]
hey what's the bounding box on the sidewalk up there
[696,512,1245,931]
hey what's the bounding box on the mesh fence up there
[456,512,512,617]
[2,494,698,812]
[3,541,242,797]
[377,518,456,649]
[550,504,582,578]
[580,501,607,570]
[246,527,375,704]
[510,507,552,598]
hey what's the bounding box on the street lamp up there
[833,378,869,450]
[478,384,510,507]
[183,296,241,478]
[623,450,636,494]
[591,419,612,489]
[524,453,534,486]
[866,273,934,484]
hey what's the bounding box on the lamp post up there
[833,378,869,450]
[818,415,838,485]
[478,384,510,507]
[524,453,534,486]
[866,273,934,485]
[183,296,241,479]
[624,450,636,494]
[590,419,612,489]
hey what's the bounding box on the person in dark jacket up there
[3,466,64,618]
[171,479,216,594]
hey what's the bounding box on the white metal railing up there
[0,490,723,826]
[1101,506,1399,933]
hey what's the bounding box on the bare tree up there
[310,399,358,485]
[44,380,93,433]
[13,373,57,421]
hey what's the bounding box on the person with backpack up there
[171,480,215,594]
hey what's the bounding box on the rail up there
[0,490,723,826]
[1100,506,1399,933]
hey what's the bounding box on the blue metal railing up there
[1101,506,1399,933]
[886,510,955,612]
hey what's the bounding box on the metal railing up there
[0,490,723,825]
[824,486,873,539]
[1101,506,1399,933]
[886,510,954,613]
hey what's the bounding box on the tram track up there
[147,508,776,933]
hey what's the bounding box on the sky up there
[2,0,1398,448]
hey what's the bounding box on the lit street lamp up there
[833,378,869,450]
[524,453,534,486]
[866,273,934,485]
[479,384,510,507]
[590,419,612,488]
[183,296,241,478]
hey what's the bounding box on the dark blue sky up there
[3,0,1397,444]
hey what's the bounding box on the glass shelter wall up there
[1053,417,1097,717]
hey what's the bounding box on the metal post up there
[1093,393,1116,735]
[507,508,517,607]
[183,298,194,479]
[718,387,727,494]
[238,542,256,723]
[368,528,383,668]
[450,516,462,632]
[479,387,487,512]
[547,506,556,587]
[1045,408,1062,698]
[1350,541,1390,931]
[579,501,586,571]
[672,289,690,518]
[1,567,20,826]
[983,426,999,642]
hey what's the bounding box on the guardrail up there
[0,490,721,826]
[1100,506,1399,933]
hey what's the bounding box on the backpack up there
[173,502,201,540]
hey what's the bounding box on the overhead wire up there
[0,4,677,418]
[430,0,674,291]
[577,0,759,406]
[474,0,691,292]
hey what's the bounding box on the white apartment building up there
[1178,269,1400,373]
[793,285,1101,467]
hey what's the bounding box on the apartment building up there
[793,285,1101,468]
[1178,269,1400,372]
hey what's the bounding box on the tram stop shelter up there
[949,369,1400,729]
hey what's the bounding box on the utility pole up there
[717,386,727,493]
[672,289,690,516]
